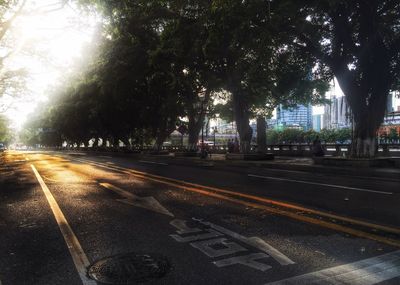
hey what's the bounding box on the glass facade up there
[276,104,313,131]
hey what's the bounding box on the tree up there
[387,128,399,143]
[0,0,27,101]
[203,1,328,152]
[0,114,12,144]
[280,0,400,157]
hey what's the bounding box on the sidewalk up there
[140,153,400,180]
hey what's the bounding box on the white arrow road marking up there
[31,165,96,285]
[99,182,174,217]
[248,174,393,195]
[266,250,400,285]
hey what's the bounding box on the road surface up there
[1,150,399,285]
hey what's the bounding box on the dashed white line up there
[248,174,393,195]
[139,160,168,166]
[31,164,96,285]
[266,250,400,285]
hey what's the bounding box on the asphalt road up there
[1,150,400,285]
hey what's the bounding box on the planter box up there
[148,150,170,155]
[174,151,198,157]
[226,153,274,161]
[313,157,400,168]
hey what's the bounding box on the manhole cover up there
[88,252,170,284]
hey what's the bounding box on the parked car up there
[0,143,5,152]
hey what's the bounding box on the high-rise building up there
[323,96,351,129]
[312,114,323,132]
[276,104,312,130]
[387,93,394,113]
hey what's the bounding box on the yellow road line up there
[65,156,400,247]
[31,164,96,285]
[73,156,400,236]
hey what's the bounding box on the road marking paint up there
[31,165,96,285]
[99,182,174,216]
[170,219,293,271]
[171,229,223,242]
[193,218,294,265]
[265,250,400,285]
[260,167,400,183]
[215,253,271,271]
[139,160,168,166]
[191,238,248,257]
[63,156,400,246]
[248,174,393,195]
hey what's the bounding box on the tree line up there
[23,0,400,157]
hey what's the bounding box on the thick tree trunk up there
[153,134,166,152]
[231,87,253,153]
[350,113,380,158]
[186,90,210,152]
[188,114,203,152]
[256,116,267,153]
[153,126,175,152]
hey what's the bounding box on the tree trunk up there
[187,90,210,152]
[350,113,379,158]
[335,83,389,158]
[153,130,173,152]
[231,85,253,153]
[188,114,203,152]
[256,116,267,153]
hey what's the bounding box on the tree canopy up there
[21,0,400,157]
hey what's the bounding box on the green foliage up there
[0,114,12,144]
[266,128,352,144]
[278,0,400,156]
[387,128,399,142]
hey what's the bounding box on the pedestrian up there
[227,139,234,153]
[312,136,324,157]
[233,138,239,153]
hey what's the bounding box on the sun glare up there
[1,1,99,130]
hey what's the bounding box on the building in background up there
[312,114,323,132]
[323,96,351,129]
[387,93,394,113]
[275,104,312,131]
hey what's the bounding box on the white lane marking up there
[215,253,272,271]
[193,218,294,266]
[170,219,294,272]
[261,167,400,183]
[139,160,168,166]
[99,182,174,217]
[31,165,96,285]
[248,174,393,195]
[265,250,400,285]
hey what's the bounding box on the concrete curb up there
[56,150,400,181]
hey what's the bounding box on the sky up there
[1,0,99,130]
